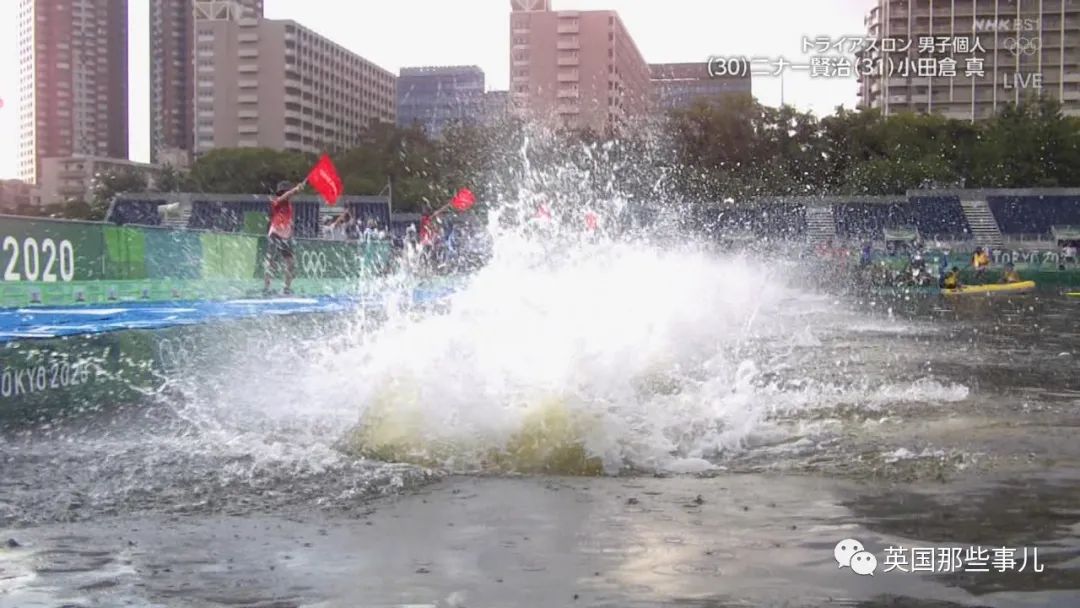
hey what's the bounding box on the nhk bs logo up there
[972,18,1038,32]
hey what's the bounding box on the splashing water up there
[168,131,971,478]
[336,238,793,475]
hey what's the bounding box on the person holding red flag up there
[264,179,306,296]
[416,211,441,272]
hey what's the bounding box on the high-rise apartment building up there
[192,6,396,156]
[151,0,264,165]
[17,0,129,184]
[650,62,752,113]
[509,0,651,133]
[858,0,1080,120]
[397,66,486,137]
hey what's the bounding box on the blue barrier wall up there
[110,190,1080,241]
[834,202,914,239]
[987,195,1080,235]
[907,196,970,238]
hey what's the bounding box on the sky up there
[0,0,870,180]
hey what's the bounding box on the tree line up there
[26,94,1080,222]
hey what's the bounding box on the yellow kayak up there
[1068,292,1080,297]
[942,280,1036,296]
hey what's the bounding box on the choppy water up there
[1,243,1079,605]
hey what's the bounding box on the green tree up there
[970,97,1080,188]
[89,168,149,220]
[186,148,313,194]
[154,164,189,193]
[337,123,440,212]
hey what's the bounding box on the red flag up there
[450,188,475,212]
[584,210,599,231]
[535,203,551,220]
[307,154,343,205]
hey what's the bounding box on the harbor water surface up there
[2,253,1079,607]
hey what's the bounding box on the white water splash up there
[162,134,974,477]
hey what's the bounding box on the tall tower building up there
[151,0,264,165]
[17,0,129,184]
[858,0,1080,120]
[509,0,651,134]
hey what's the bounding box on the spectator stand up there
[1052,226,1080,266]
[109,193,391,241]
[882,226,920,257]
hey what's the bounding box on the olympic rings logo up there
[300,250,329,277]
[157,335,197,372]
[1003,37,1040,56]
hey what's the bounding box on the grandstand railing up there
[107,192,392,240]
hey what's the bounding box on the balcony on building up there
[557,53,579,67]
[557,37,580,50]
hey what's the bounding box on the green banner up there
[201,232,259,279]
[146,229,203,279]
[0,215,394,308]
[0,312,358,428]
[0,216,106,282]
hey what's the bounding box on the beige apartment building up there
[38,156,158,206]
[17,0,129,185]
[509,0,651,133]
[193,2,396,156]
[858,0,1080,120]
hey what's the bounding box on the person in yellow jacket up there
[1001,262,1022,284]
[971,247,991,282]
[941,266,961,290]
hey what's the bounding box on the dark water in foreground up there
[1,292,1079,607]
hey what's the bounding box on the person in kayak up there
[971,247,990,281]
[941,266,962,290]
[1000,262,1022,284]
[936,253,950,284]
[264,179,306,296]
[907,252,930,285]
[859,242,873,267]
